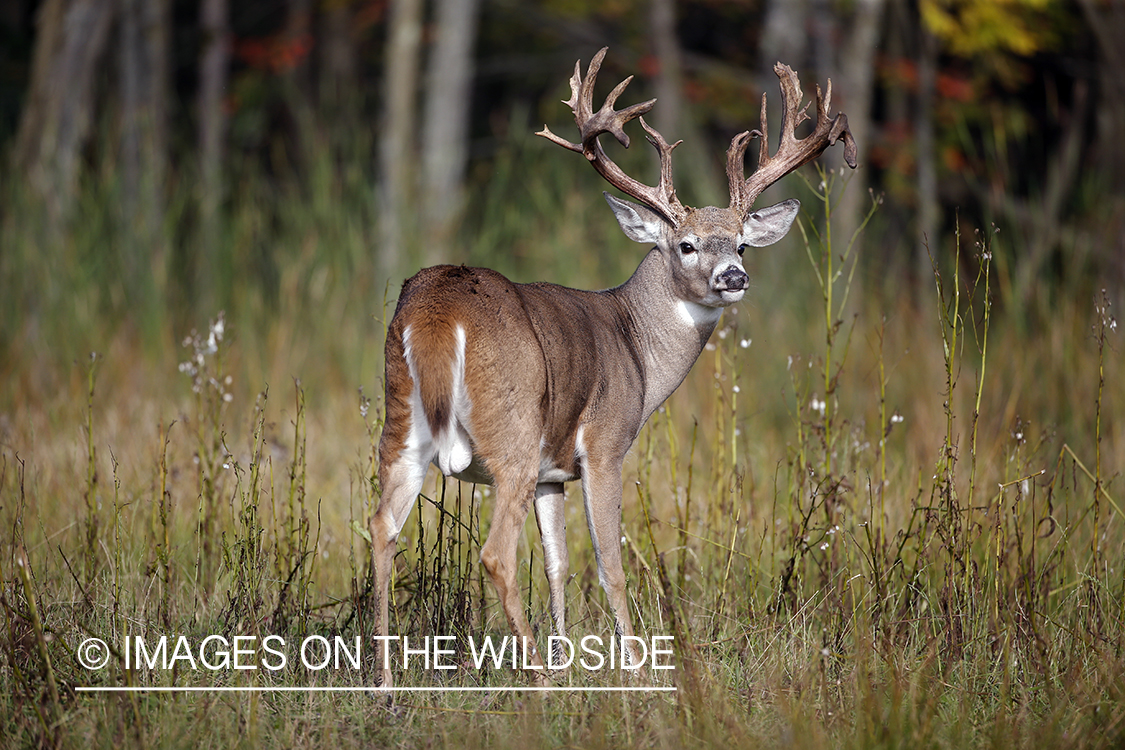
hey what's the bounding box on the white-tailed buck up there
[370,48,855,686]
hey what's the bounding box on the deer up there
[369,47,855,688]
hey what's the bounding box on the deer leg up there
[534,482,569,668]
[580,457,645,675]
[369,457,427,690]
[480,472,547,679]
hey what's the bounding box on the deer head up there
[538,47,857,314]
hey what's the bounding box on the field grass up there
[1,160,1123,749]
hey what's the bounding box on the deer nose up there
[718,267,749,291]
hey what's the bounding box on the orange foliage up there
[236,32,313,74]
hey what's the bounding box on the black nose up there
[718,267,749,291]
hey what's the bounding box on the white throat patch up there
[676,299,723,328]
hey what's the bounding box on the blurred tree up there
[828,0,886,281]
[118,0,170,296]
[759,0,808,81]
[283,0,315,169]
[915,9,939,281]
[198,0,231,294]
[379,0,424,277]
[421,0,482,259]
[14,0,113,227]
[319,0,361,131]
[649,0,719,206]
[1077,0,1125,285]
[1077,0,1125,192]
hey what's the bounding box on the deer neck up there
[611,248,724,422]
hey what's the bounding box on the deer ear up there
[742,199,800,247]
[605,193,668,244]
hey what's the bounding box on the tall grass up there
[0,149,1122,748]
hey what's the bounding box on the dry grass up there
[1,180,1123,748]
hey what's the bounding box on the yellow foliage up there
[920,0,1058,57]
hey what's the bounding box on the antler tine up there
[727,63,858,216]
[640,117,683,213]
[725,129,755,213]
[536,48,689,226]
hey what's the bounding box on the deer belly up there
[537,434,580,484]
[444,451,494,485]
[435,449,578,486]
[537,462,578,484]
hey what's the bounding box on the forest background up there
[2,0,1122,352]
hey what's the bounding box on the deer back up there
[381,264,652,486]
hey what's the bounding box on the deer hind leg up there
[479,467,547,679]
[369,453,428,690]
[534,482,569,668]
[580,456,646,675]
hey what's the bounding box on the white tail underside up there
[402,323,474,477]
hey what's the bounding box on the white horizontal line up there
[76,686,676,693]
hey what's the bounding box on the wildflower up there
[739,338,751,349]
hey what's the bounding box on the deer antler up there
[726,63,858,217]
[537,48,689,226]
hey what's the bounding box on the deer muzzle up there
[716,266,749,292]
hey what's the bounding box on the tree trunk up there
[831,0,885,260]
[319,0,359,117]
[119,0,170,297]
[759,0,808,80]
[421,0,481,259]
[15,0,114,227]
[1078,0,1125,192]
[1076,0,1125,286]
[379,0,424,278]
[197,0,230,286]
[915,23,939,282]
[649,0,719,206]
[284,0,315,169]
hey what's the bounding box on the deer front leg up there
[534,482,569,667]
[369,459,426,690]
[579,456,645,674]
[480,473,548,680]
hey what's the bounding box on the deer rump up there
[382,264,647,489]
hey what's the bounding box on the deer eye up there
[737,244,748,256]
[679,242,696,255]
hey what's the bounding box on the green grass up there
[1,156,1123,748]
